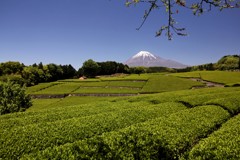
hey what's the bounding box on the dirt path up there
[190,78,225,89]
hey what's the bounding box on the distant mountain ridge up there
[125,51,188,68]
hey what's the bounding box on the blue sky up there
[0,0,239,69]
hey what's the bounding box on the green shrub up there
[25,105,230,159]
[0,75,26,86]
[205,95,240,116]
[188,114,240,159]
[0,81,32,115]
[0,102,186,159]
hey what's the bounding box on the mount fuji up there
[125,51,188,68]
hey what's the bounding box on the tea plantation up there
[0,71,240,159]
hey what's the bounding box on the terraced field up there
[1,72,240,159]
[27,73,204,96]
[173,71,240,86]
[1,86,240,159]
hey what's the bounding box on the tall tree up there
[82,59,100,78]
[125,0,239,40]
[98,61,118,75]
[61,64,77,79]
[0,61,24,75]
[46,63,64,81]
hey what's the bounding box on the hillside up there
[1,85,240,159]
[190,55,240,71]
[0,72,240,159]
[216,55,240,70]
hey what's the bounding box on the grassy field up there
[141,74,204,93]
[99,74,150,81]
[1,72,240,159]
[33,83,81,94]
[27,73,205,95]
[107,80,146,88]
[26,82,59,94]
[173,71,240,86]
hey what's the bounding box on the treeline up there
[129,66,176,74]
[1,55,238,86]
[0,61,76,86]
[176,55,240,72]
[77,60,130,77]
[0,60,132,86]
[78,59,176,78]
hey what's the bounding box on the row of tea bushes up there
[188,113,240,159]
[0,102,186,159]
[23,105,230,159]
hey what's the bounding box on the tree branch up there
[125,0,240,40]
[136,0,158,30]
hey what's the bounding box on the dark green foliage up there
[146,66,176,73]
[216,55,239,70]
[80,60,129,77]
[61,64,76,79]
[149,99,161,104]
[97,61,129,75]
[21,66,47,86]
[0,75,26,86]
[181,55,239,71]
[0,61,77,86]
[82,59,100,78]
[46,63,64,81]
[129,66,146,74]
[0,61,24,75]
[0,81,32,115]
[191,63,215,71]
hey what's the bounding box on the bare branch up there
[136,0,158,30]
[125,0,240,40]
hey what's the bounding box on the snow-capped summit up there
[132,51,157,60]
[125,51,188,68]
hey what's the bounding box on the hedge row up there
[205,96,240,116]
[188,113,240,159]
[23,105,230,159]
[0,102,186,159]
[127,86,240,105]
[0,101,138,130]
[178,90,240,107]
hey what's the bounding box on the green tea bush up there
[26,105,230,159]
[205,95,240,115]
[0,102,186,159]
[0,81,32,115]
[188,114,240,159]
[179,91,240,107]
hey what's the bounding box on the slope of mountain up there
[125,51,188,68]
[215,55,239,70]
